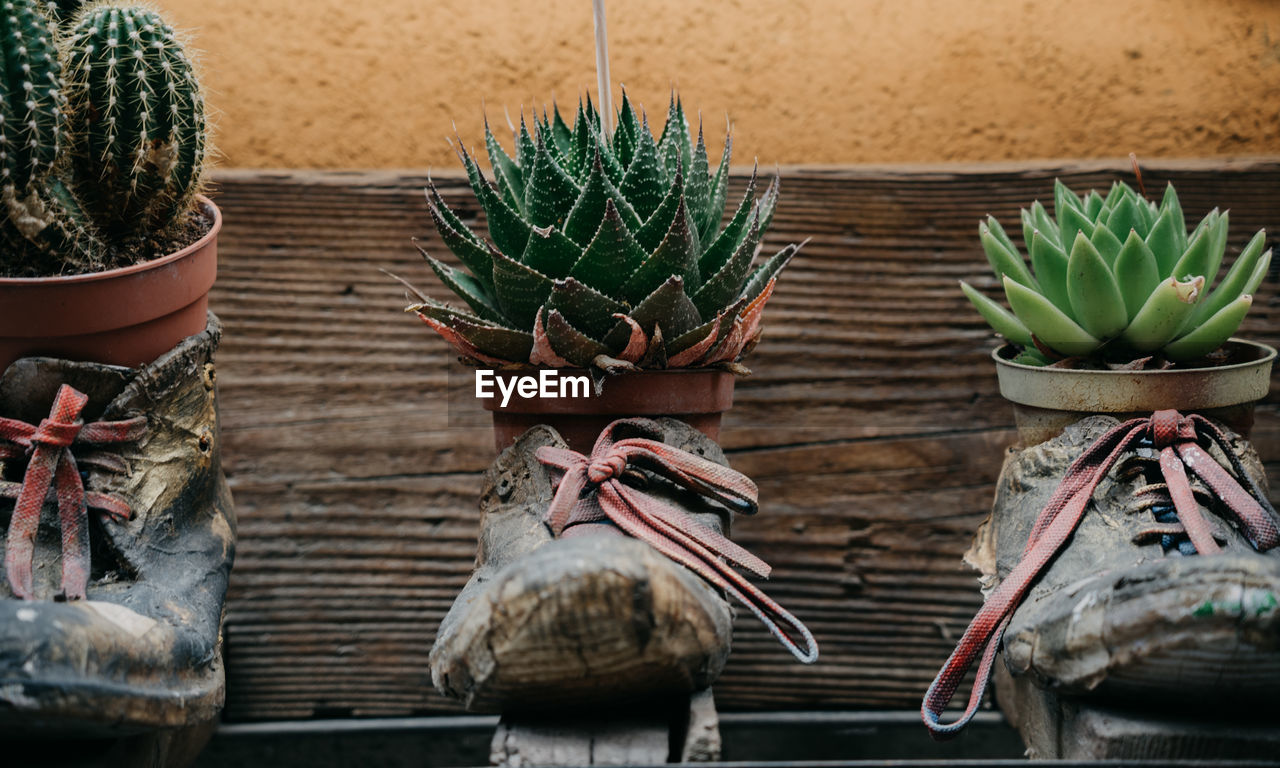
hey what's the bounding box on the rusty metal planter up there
[993,339,1276,444]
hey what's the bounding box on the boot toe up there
[0,594,224,735]
[1005,552,1280,700]
[430,534,732,713]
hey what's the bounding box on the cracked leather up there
[970,415,1280,703]
[430,418,735,713]
[0,314,235,734]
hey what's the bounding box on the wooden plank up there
[208,159,1280,720]
[192,710,1028,767]
[488,691,718,766]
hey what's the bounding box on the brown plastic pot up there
[993,339,1276,445]
[0,196,220,373]
[483,368,736,453]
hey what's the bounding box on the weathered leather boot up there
[924,412,1280,744]
[430,418,815,713]
[981,416,1280,701]
[0,314,234,736]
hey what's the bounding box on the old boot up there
[924,411,1280,738]
[430,417,815,713]
[0,314,234,735]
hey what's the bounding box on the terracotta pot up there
[993,340,1276,445]
[482,369,736,453]
[0,197,221,373]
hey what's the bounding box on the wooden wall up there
[209,159,1280,720]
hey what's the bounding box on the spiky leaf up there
[492,249,553,327]
[427,201,494,290]
[449,316,535,361]
[522,137,580,228]
[458,145,530,257]
[521,225,581,279]
[742,243,799,304]
[697,171,758,277]
[692,214,760,318]
[570,199,648,295]
[547,277,627,340]
[563,151,641,246]
[419,246,506,325]
[486,119,524,215]
[624,275,701,338]
[620,117,668,221]
[543,309,610,367]
[621,197,701,303]
[634,166,686,254]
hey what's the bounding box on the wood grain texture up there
[208,159,1280,720]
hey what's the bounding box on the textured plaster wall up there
[162,0,1280,169]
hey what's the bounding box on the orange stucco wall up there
[161,0,1280,169]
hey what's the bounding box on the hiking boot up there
[430,417,815,713]
[0,314,234,735]
[977,415,1280,702]
[924,411,1280,738]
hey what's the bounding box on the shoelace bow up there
[922,409,1280,740]
[535,419,819,663]
[0,384,146,601]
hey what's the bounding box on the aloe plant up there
[403,92,798,371]
[962,179,1270,365]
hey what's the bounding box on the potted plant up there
[398,92,798,451]
[407,90,817,715]
[0,0,219,371]
[0,2,235,746]
[960,177,1273,444]
[923,176,1280,749]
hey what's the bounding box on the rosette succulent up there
[404,93,798,371]
[962,179,1270,365]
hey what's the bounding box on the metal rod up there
[592,0,613,138]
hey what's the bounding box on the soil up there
[0,207,213,279]
[123,208,214,270]
[159,0,1280,169]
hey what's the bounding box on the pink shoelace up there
[1,384,146,600]
[536,418,819,663]
[922,409,1280,739]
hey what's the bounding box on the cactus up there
[403,92,799,372]
[44,0,83,23]
[62,3,206,240]
[0,0,101,273]
[0,1,208,276]
[962,179,1270,365]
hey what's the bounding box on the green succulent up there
[404,92,798,371]
[962,179,1270,365]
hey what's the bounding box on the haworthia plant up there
[962,179,1270,365]
[0,1,209,276]
[405,92,800,371]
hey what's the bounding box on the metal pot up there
[993,340,1276,444]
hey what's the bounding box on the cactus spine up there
[63,3,205,239]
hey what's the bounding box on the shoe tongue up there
[0,356,133,423]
